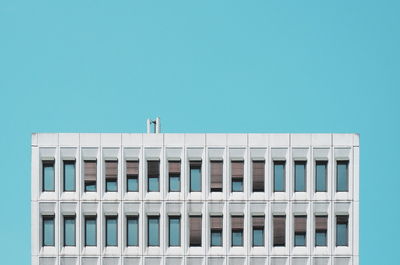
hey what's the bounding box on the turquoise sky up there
[1,0,399,264]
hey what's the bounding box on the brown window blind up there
[210,216,223,230]
[252,161,265,191]
[315,216,328,231]
[189,216,202,246]
[231,161,244,180]
[105,161,118,179]
[294,216,307,233]
[190,161,202,168]
[252,216,265,229]
[210,161,223,190]
[84,160,97,181]
[169,161,181,174]
[231,216,244,230]
[126,161,139,175]
[273,215,286,246]
[147,161,160,177]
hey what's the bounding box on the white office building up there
[31,130,359,265]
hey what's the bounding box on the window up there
[210,161,223,192]
[336,161,349,192]
[106,216,118,246]
[252,216,264,247]
[85,216,96,246]
[252,160,265,192]
[336,215,349,246]
[126,161,139,192]
[273,215,285,247]
[84,160,97,192]
[63,161,76,192]
[294,161,306,192]
[63,216,75,246]
[315,215,328,246]
[42,216,54,246]
[189,215,202,247]
[231,216,244,246]
[168,216,181,246]
[127,216,138,246]
[42,161,55,192]
[147,161,160,192]
[148,216,160,246]
[315,161,327,192]
[294,216,306,246]
[105,160,118,192]
[168,161,181,192]
[231,161,244,192]
[189,161,202,192]
[273,161,285,192]
[210,216,223,247]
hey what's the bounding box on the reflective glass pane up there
[148,217,159,246]
[169,217,180,246]
[253,229,264,246]
[106,179,117,192]
[64,162,75,191]
[211,231,222,246]
[190,168,201,192]
[106,217,117,246]
[169,175,180,192]
[337,162,348,192]
[43,164,54,191]
[43,217,54,246]
[316,231,327,246]
[148,177,159,192]
[85,218,96,246]
[336,223,348,246]
[232,231,243,246]
[232,180,243,192]
[295,234,306,246]
[316,162,327,192]
[127,176,138,192]
[64,217,75,246]
[274,163,285,192]
[295,162,306,192]
[127,217,138,246]
[85,182,96,192]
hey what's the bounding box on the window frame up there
[147,216,160,247]
[42,160,55,192]
[168,215,181,247]
[84,216,97,247]
[189,161,202,192]
[273,161,286,192]
[336,215,349,246]
[294,160,307,192]
[315,160,328,192]
[42,215,55,247]
[126,215,139,247]
[63,160,76,192]
[336,160,349,192]
[105,215,118,247]
[63,215,76,247]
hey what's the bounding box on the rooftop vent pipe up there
[146,117,161,134]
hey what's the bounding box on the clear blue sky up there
[0,0,399,264]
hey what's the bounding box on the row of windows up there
[42,214,349,248]
[42,159,350,194]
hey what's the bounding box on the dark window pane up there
[43,216,54,246]
[43,161,55,192]
[253,229,264,246]
[294,233,306,246]
[85,182,96,192]
[148,216,160,246]
[169,174,181,192]
[127,216,138,246]
[106,179,117,192]
[106,216,118,246]
[127,176,138,192]
[169,216,180,246]
[336,215,349,246]
[316,161,327,192]
[190,162,201,192]
[337,161,349,192]
[232,231,243,246]
[294,161,306,192]
[64,161,75,192]
[274,161,285,192]
[211,231,222,246]
[232,179,243,192]
[64,216,75,246]
[85,217,96,246]
[316,231,327,246]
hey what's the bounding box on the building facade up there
[31,133,359,265]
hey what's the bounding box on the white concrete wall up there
[32,133,359,265]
